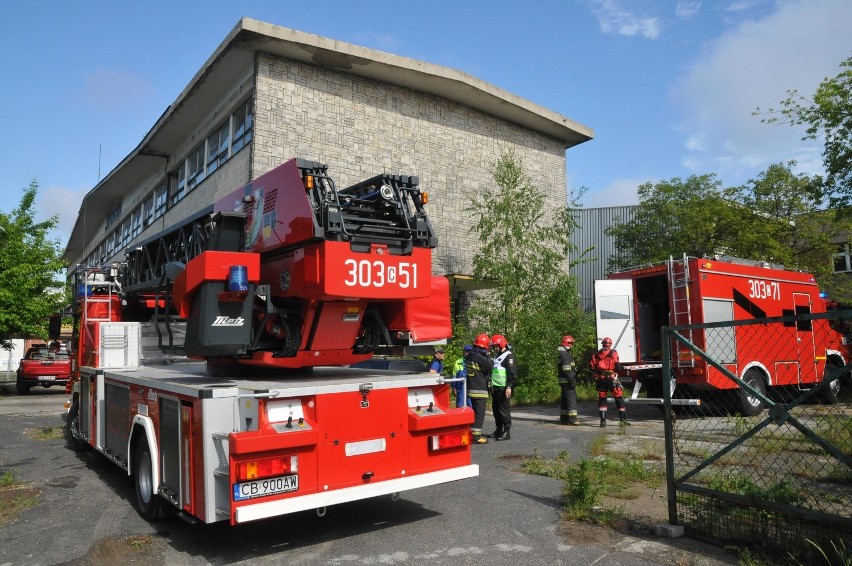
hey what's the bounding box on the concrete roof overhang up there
[64,17,594,263]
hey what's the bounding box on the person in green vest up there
[489,334,517,441]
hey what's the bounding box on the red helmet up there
[474,333,491,349]
[561,335,574,347]
[491,334,508,349]
[601,337,612,348]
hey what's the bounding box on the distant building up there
[571,205,637,311]
[63,18,593,307]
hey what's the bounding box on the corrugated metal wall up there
[570,206,637,311]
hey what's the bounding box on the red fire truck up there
[594,255,847,415]
[64,158,477,524]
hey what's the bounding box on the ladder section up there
[667,255,695,367]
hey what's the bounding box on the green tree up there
[605,164,852,300]
[756,56,852,208]
[0,181,67,347]
[605,174,743,269]
[465,151,593,403]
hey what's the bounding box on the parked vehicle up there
[17,343,71,395]
[594,255,848,415]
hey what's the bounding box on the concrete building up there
[63,17,592,305]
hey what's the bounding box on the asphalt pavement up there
[0,389,737,565]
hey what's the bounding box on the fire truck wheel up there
[134,441,166,522]
[739,369,766,416]
[820,361,842,405]
[64,399,90,453]
[353,316,381,354]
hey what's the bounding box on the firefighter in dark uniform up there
[557,335,579,425]
[489,334,517,441]
[590,337,627,427]
[466,333,494,444]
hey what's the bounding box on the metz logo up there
[211,316,245,327]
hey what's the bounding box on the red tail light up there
[237,456,298,481]
[430,430,470,451]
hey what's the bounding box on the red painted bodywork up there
[608,257,848,391]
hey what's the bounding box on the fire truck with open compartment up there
[64,158,477,524]
[594,255,847,415]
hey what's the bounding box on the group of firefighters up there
[435,333,627,445]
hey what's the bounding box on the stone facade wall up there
[252,53,567,276]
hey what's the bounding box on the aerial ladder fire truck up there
[65,158,477,525]
[594,255,848,415]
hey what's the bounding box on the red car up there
[16,344,71,395]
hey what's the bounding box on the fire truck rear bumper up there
[234,464,479,523]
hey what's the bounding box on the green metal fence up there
[662,310,852,561]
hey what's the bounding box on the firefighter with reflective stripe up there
[557,335,579,425]
[466,334,494,444]
[590,337,627,427]
[489,334,517,441]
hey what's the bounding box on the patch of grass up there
[24,426,64,441]
[587,433,609,457]
[524,447,665,527]
[0,469,41,525]
[1,470,18,487]
[128,535,153,550]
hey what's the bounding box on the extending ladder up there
[667,254,695,367]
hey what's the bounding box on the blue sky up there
[1,0,850,245]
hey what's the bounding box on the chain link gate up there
[661,310,852,561]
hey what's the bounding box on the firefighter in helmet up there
[589,337,627,426]
[489,334,517,441]
[557,335,579,425]
[466,333,494,444]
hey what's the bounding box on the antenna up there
[98,144,102,182]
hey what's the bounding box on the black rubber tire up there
[134,440,166,522]
[353,316,381,354]
[739,368,766,416]
[65,399,90,452]
[820,360,842,405]
[16,383,30,395]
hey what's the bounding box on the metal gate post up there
[661,325,678,526]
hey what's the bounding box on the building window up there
[120,219,131,248]
[143,193,155,227]
[130,208,142,238]
[232,99,253,154]
[207,122,230,174]
[833,243,851,273]
[154,183,168,219]
[170,162,187,205]
[187,143,206,190]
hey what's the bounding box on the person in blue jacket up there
[451,345,473,408]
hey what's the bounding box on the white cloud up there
[670,0,852,185]
[676,2,701,20]
[588,0,662,39]
[81,67,155,111]
[577,177,644,208]
[39,184,87,243]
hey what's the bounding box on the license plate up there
[233,474,298,501]
[40,376,56,381]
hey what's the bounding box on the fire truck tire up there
[353,316,381,354]
[820,360,842,405]
[739,369,766,416]
[134,441,166,522]
[65,399,90,453]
